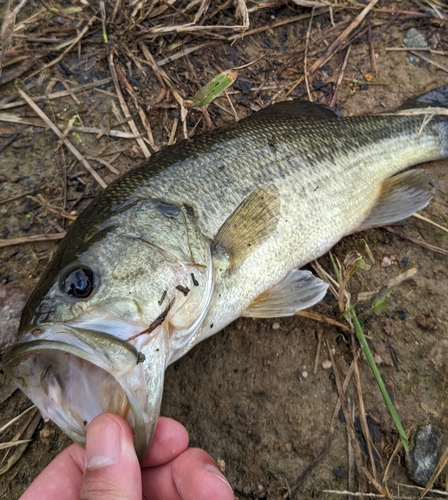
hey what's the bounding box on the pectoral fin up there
[242,269,328,318]
[213,184,280,269]
[359,169,434,231]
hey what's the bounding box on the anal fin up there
[242,269,328,318]
[359,169,435,231]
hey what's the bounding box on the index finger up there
[19,443,84,500]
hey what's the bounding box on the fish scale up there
[64,113,444,244]
[127,114,443,240]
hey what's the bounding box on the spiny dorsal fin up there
[399,84,448,110]
[358,169,434,231]
[213,184,280,270]
[242,269,328,318]
[242,100,340,122]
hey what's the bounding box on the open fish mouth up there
[1,322,167,460]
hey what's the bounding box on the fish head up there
[2,202,213,459]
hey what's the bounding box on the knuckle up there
[80,477,126,500]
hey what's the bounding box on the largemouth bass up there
[2,86,448,459]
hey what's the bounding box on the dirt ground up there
[0,1,448,499]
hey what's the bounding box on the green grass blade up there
[348,306,409,453]
[329,252,341,281]
[193,69,238,107]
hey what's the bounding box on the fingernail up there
[85,416,122,469]
[204,463,233,493]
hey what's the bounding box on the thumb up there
[80,413,141,500]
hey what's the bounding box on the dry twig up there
[27,195,77,221]
[330,45,351,108]
[0,190,33,205]
[18,89,107,189]
[108,54,151,158]
[0,79,111,110]
[0,407,40,475]
[287,0,380,96]
[351,338,378,483]
[0,232,65,248]
[384,226,448,256]
[26,13,99,81]
[412,213,448,234]
[296,310,350,332]
[327,344,385,495]
[0,0,28,75]
[408,49,448,73]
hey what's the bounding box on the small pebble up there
[257,484,264,492]
[407,424,443,486]
[403,28,429,49]
[216,458,226,473]
[400,256,410,268]
[302,370,308,378]
[381,256,393,267]
[285,442,292,452]
[333,466,346,479]
[403,28,431,69]
[398,308,408,320]
[272,322,280,330]
[374,354,383,364]
[322,359,332,370]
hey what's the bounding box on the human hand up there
[20,413,234,500]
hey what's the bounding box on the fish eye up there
[61,267,95,299]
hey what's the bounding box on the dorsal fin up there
[399,84,448,110]
[243,100,341,122]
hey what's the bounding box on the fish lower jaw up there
[1,321,172,458]
[12,351,143,444]
[3,335,167,460]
